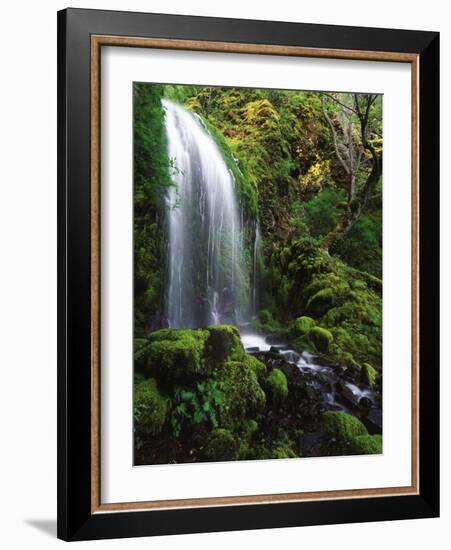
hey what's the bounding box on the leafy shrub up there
[169,380,224,437]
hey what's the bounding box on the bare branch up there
[321,94,350,175]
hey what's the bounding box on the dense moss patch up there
[203,428,239,461]
[266,368,289,404]
[360,363,378,388]
[218,361,266,429]
[308,326,333,353]
[205,325,244,363]
[350,434,383,455]
[134,378,167,438]
[322,411,368,441]
[146,328,208,383]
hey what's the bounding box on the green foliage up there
[134,379,168,443]
[266,368,289,403]
[333,213,382,278]
[169,380,224,437]
[322,411,368,441]
[360,363,378,387]
[134,83,174,333]
[252,309,283,333]
[350,434,383,455]
[303,188,347,238]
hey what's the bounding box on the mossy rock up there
[270,442,298,459]
[251,439,298,460]
[265,368,288,403]
[240,419,259,440]
[350,434,383,455]
[205,325,244,362]
[322,411,368,441]
[134,378,167,437]
[217,361,266,429]
[242,354,267,385]
[360,363,378,388]
[146,328,208,383]
[291,316,315,337]
[203,428,238,461]
[308,326,333,353]
[133,338,152,371]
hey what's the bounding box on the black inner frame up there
[57,8,439,541]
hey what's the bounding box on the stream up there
[241,331,382,434]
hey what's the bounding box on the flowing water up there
[163,99,255,328]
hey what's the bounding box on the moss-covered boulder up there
[134,338,151,371]
[205,325,244,363]
[360,363,378,388]
[217,361,266,429]
[270,441,298,459]
[291,316,315,337]
[203,428,238,461]
[308,326,333,353]
[134,378,167,437]
[243,354,267,384]
[266,368,288,403]
[350,434,383,455]
[322,411,368,441]
[146,328,208,383]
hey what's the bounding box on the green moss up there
[241,419,259,439]
[134,378,167,437]
[360,363,378,388]
[134,338,152,371]
[308,326,333,353]
[266,368,288,403]
[269,442,298,459]
[242,354,267,385]
[217,361,266,429]
[205,325,244,363]
[322,411,368,441]
[204,428,239,461]
[291,316,315,337]
[146,328,208,383]
[350,434,383,455]
[252,309,283,334]
[250,439,298,460]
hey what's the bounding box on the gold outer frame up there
[90,35,419,514]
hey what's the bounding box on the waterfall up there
[163,99,252,328]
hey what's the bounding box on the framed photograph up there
[57,8,439,541]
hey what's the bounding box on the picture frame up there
[57,7,439,541]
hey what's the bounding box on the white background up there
[102,48,412,503]
[0,0,448,548]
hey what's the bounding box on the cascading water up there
[163,99,255,328]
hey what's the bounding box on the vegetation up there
[133,83,383,464]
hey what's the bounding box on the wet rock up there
[343,364,360,383]
[364,408,383,432]
[359,396,373,410]
[246,346,260,353]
